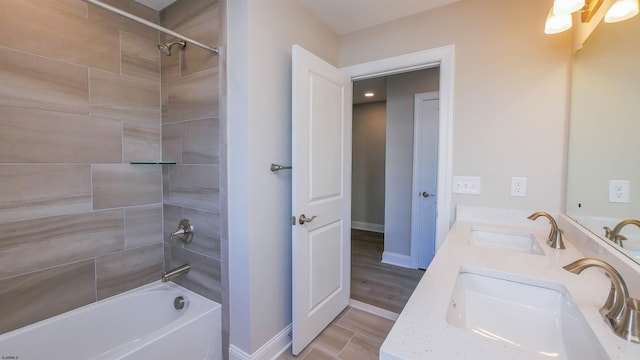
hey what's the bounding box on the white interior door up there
[411,92,439,269]
[291,45,352,355]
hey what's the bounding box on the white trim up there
[351,221,384,233]
[349,299,399,321]
[342,45,455,257]
[229,324,292,360]
[381,251,412,268]
[410,91,439,269]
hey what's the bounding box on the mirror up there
[566,13,640,263]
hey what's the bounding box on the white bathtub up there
[0,281,222,360]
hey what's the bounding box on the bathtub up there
[0,281,222,360]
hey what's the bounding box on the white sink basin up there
[446,267,607,359]
[470,227,545,255]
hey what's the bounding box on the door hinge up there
[291,216,296,225]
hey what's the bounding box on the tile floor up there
[276,307,395,360]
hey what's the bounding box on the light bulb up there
[553,0,585,14]
[545,8,573,34]
[605,0,639,22]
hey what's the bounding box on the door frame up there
[410,91,439,269]
[341,45,454,253]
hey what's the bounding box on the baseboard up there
[349,299,399,321]
[381,251,412,268]
[229,324,292,360]
[351,221,384,233]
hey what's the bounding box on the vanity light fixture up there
[604,0,639,22]
[554,0,586,14]
[545,7,573,34]
[364,92,375,97]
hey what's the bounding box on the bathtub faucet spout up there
[161,264,190,282]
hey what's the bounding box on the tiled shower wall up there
[0,0,223,335]
[160,0,222,303]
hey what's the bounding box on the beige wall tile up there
[125,204,164,249]
[96,243,164,300]
[161,0,219,78]
[0,165,92,223]
[40,0,89,18]
[162,117,219,164]
[0,107,122,163]
[0,260,96,334]
[169,245,221,302]
[88,0,159,41]
[163,165,220,212]
[0,210,124,279]
[123,123,161,163]
[121,31,161,83]
[0,0,120,73]
[93,164,162,209]
[181,208,221,259]
[163,204,184,242]
[90,69,160,125]
[0,47,89,114]
[164,68,219,123]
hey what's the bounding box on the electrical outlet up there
[609,180,630,203]
[511,177,527,197]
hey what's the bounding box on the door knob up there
[421,192,431,198]
[298,214,317,225]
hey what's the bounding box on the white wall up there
[384,69,439,256]
[227,0,338,355]
[339,0,572,218]
[352,102,386,228]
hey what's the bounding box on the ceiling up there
[135,0,460,34]
[296,0,462,35]
[353,77,387,104]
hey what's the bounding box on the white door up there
[291,45,352,355]
[410,92,439,269]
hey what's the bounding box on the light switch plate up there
[453,176,481,195]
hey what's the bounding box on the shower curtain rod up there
[84,0,219,55]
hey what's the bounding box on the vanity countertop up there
[380,213,640,359]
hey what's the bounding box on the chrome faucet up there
[169,219,194,244]
[604,219,640,248]
[563,258,639,343]
[527,212,565,249]
[161,264,190,282]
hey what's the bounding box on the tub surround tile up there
[90,69,161,125]
[123,123,162,163]
[0,0,120,73]
[164,67,219,123]
[92,164,162,210]
[0,165,92,223]
[0,107,122,163]
[121,31,161,83]
[125,204,163,249]
[169,245,221,302]
[161,0,219,78]
[39,0,89,18]
[0,47,89,114]
[163,165,220,213]
[0,259,96,335]
[181,208,221,259]
[162,117,220,164]
[87,0,158,41]
[0,210,124,278]
[96,243,164,300]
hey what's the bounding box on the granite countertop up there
[380,208,640,360]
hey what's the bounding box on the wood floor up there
[276,307,395,360]
[350,229,424,314]
[277,229,423,359]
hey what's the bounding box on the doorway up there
[350,68,439,313]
